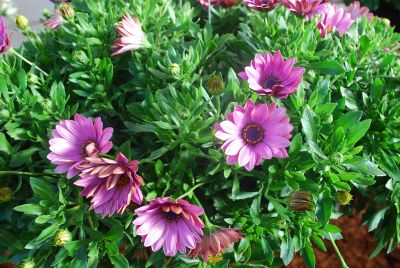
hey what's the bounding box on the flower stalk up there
[10,48,48,76]
[328,233,349,268]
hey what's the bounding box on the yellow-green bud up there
[168,63,180,76]
[59,4,74,20]
[0,109,10,120]
[382,18,390,27]
[20,259,35,268]
[288,191,313,212]
[206,75,225,95]
[336,191,352,205]
[0,187,13,203]
[208,252,223,263]
[16,15,29,30]
[54,229,72,246]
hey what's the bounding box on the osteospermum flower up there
[317,3,354,38]
[111,13,146,56]
[346,1,373,21]
[44,9,64,29]
[188,228,243,262]
[197,0,221,8]
[47,114,113,179]
[75,153,144,218]
[238,51,305,98]
[282,0,329,19]
[0,16,11,53]
[133,197,205,256]
[243,0,281,11]
[214,100,293,171]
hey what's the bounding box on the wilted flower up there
[243,0,280,11]
[288,191,313,211]
[220,0,237,8]
[47,114,113,179]
[54,229,72,246]
[0,16,11,53]
[214,100,293,171]
[133,197,205,256]
[0,187,13,203]
[59,3,74,20]
[336,191,352,205]
[16,15,29,30]
[75,153,144,218]
[206,75,225,95]
[238,51,305,98]
[44,9,64,29]
[188,228,243,262]
[282,0,329,19]
[111,13,146,56]
[346,1,373,21]
[317,3,354,38]
[197,0,221,8]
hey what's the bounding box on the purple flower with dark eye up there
[214,100,293,171]
[47,114,113,179]
[0,16,11,53]
[282,0,329,19]
[243,0,281,11]
[238,51,305,99]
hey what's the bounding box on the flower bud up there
[168,63,180,76]
[206,75,225,95]
[16,15,29,31]
[288,191,313,212]
[208,253,223,264]
[54,229,72,246]
[330,152,344,165]
[336,191,352,205]
[20,259,35,268]
[59,3,74,20]
[0,187,13,203]
[220,0,237,8]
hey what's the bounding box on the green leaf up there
[36,223,59,244]
[316,190,332,227]
[301,106,318,143]
[108,254,129,268]
[30,177,56,202]
[334,111,362,130]
[280,240,294,265]
[9,148,39,168]
[308,60,346,75]
[0,132,12,154]
[311,235,327,252]
[14,204,43,216]
[323,224,342,233]
[346,119,371,146]
[343,157,385,176]
[368,207,389,232]
[301,240,316,268]
[117,141,132,160]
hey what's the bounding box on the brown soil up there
[288,210,400,268]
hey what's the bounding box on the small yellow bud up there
[168,63,180,76]
[20,259,35,268]
[59,4,74,20]
[382,18,390,27]
[16,15,29,30]
[54,229,72,247]
[0,187,13,203]
[206,75,225,95]
[336,191,352,205]
[208,252,223,263]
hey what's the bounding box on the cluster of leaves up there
[0,0,399,267]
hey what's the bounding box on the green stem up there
[0,171,42,177]
[176,182,207,200]
[264,194,286,204]
[208,0,212,24]
[328,233,349,268]
[11,48,49,77]
[192,194,214,231]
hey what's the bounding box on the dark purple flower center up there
[264,77,279,89]
[164,211,180,220]
[81,140,98,157]
[262,0,270,4]
[117,175,129,186]
[242,124,264,145]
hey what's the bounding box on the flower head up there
[75,153,144,218]
[238,51,304,99]
[317,3,354,38]
[336,191,352,205]
[215,100,293,171]
[220,0,238,8]
[111,13,146,56]
[44,9,64,30]
[0,16,11,53]
[16,15,29,31]
[54,229,72,246]
[206,75,225,95]
[59,3,75,20]
[346,1,373,21]
[243,0,281,11]
[197,0,221,8]
[0,187,13,203]
[288,191,313,211]
[47,114,113,179]
[133,197,205,256]
[188,228,243,262]
[282,0,329,19]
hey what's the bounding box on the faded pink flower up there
[133,197,205,256]
[75,153,144,218]
[243,0,281,11]
[214,100,293,171]
[111,13,146,56]
[197,0,221,8]
[188,228,243,262]
[0,16,11,53]
[317,3,354,38]
[346,1,373,21]
[47,114,113,179]
[44,9,64,29]
[238,51,305,98]
[282,0,329,19]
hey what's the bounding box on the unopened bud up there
[208,252,223,263]
[0,187,13,203]
[59,3,74,20]
[336,191,352,205]
[288,191,313,212]
[54,229,72,246]
[20,259,35,268]
[168,63,180,76]
[16,15,29,30]
[206,75,225,95]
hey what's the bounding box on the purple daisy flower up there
[238,51,305,99]
[346,1,374,21]
[282,0,329,19]
[214,100,293,171]
[317,3,354,38]
[0,16,11,53]
[47,114,113,179]
[75,152,144,218]
[133,197,205,256]
[243,0,281,11]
